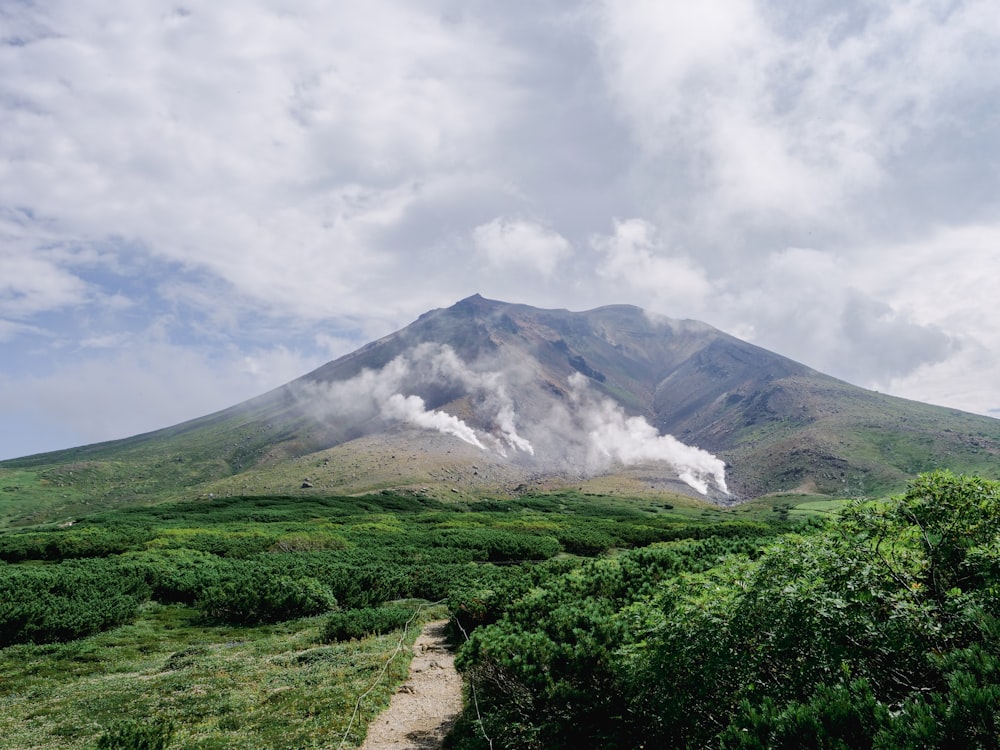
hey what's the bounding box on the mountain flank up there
[3,295,999,523]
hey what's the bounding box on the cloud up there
[848,222,1000,409]
[3,0,1000,457]
[593,219,714,313]
[473,217,571,276]
[590,0,1000,234]
[0,337,324,460]
[854,223,1000,337]
[0,253,89,317]
[705,246,957,386]
[0,319,46,343]
[885,340,999,417]
[0,1,521,321]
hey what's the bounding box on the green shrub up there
[429,529,561,562]
[451,473,1000,749]
[132,548,226,604]
[321,606,414,642]
[0,525,153,562]
[554,526,615,556]
[0,560,150,646]
[624,471,1000,749]
[195,569,337,624]
[96,717,174,750]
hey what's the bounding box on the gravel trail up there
[359,620,463,750]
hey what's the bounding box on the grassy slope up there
[0,391,322,525]
[0,604,434,750]
[716,376,1000,498]
[0,488,799,749]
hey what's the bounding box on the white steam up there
[496,404,534,455]
[382,393,485,449]
[567,374,728,494]
[297,344,728,496]
[296,343,532,455]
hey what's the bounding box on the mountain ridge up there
[2,295,999,523]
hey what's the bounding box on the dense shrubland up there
[0,487,795,748]
[0,559,150,646]
[0,491,761,647]
[7,475,994,748]
[450,471,1000,749]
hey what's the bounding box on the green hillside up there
[0,487,782,749]
[3,295,999,528]
[1,471,998,748]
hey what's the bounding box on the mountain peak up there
[448,292,496,315]
[4,297,999,508]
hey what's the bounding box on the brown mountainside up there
[4,294,1000,511]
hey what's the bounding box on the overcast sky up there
[2,0,999,460]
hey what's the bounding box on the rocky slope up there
[4,295,1000,517]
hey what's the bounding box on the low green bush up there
[0,525,154,562]
[0,560,150,646]
[195,569,337,625]
[321,606,414,642]
[96,717,174,750]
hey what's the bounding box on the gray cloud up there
[0,338,319,458]
[2,0,999,457]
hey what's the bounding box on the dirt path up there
[359,620,464,750]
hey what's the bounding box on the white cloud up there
[700,245,956,387]
[847,223,1000,411]
[0,319,46,343]
[3,0,1000,456]
[473,217,571,276]
[882,342,998,415]
[239,345,317,386]
[0,1,521,320]
[593,218,714,312]
[853,223,1000,338]
[0,253,89,317]
[591,0,1000,233]
[0,338,323,459]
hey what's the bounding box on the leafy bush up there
[268,530,349,552]
[0,525,153,562]
[146,528,277,557]
[453,472,1000,749]
[321,606,414,642]
[553,526,616,555]
[0,560,150,646]
[429,529,561,562]
[96,717,174,750]
[625,471,1000,748]
[195,567,336,624]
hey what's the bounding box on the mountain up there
[3,294,1000,523]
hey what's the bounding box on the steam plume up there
[296,344,728,496]
[295,343,532,454]
[381,393,485,449]
[542,374,729,495]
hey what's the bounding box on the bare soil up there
[359,620,463,750]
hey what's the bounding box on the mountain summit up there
[4,295,1000,514]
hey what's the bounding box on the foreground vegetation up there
[450,471,1000,749]
[0,487,784,748]
[2,471,997,748]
